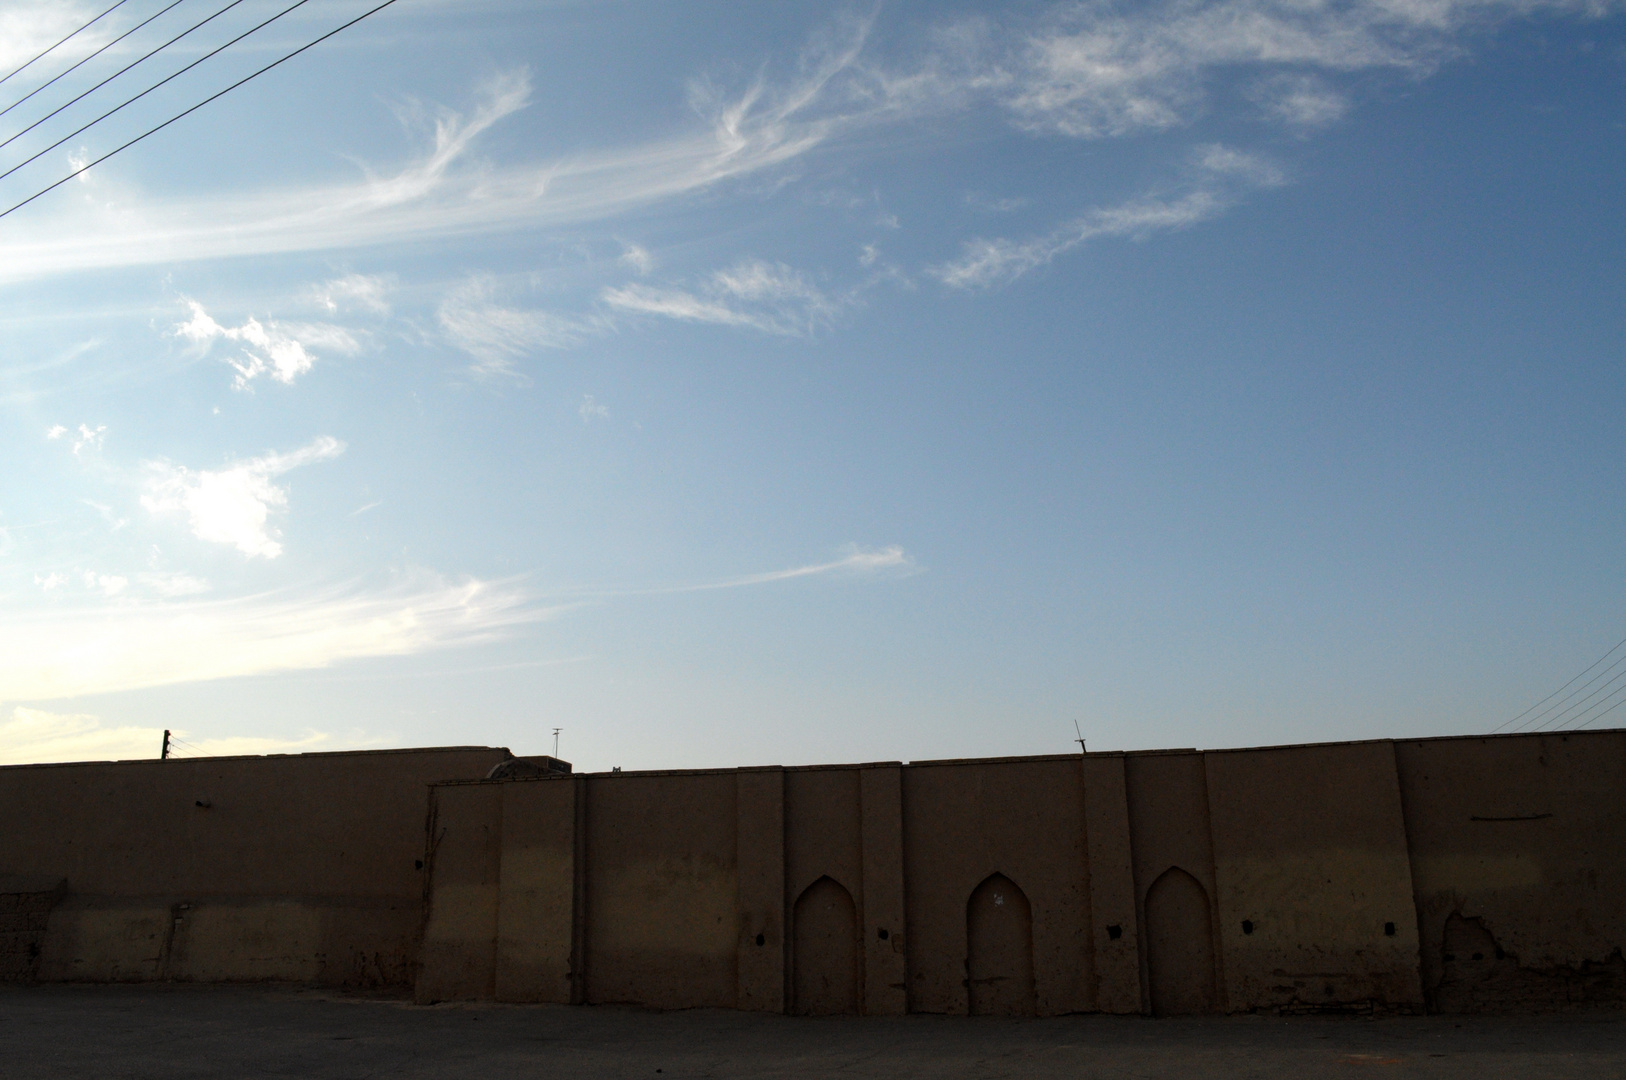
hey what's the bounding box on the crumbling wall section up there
[1396,730,1626,1013]
[0,876,66,983]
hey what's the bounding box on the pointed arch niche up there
[792,876,858,1015]
[966,873,1036,1016]
[1144,866,1218,1015]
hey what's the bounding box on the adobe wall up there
[0,746,509,988]
[417,731,1626,1016]
[1396,732,1626,1012]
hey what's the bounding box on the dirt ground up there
[3,985,1624,1079]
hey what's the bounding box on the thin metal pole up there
[161,729,171,759]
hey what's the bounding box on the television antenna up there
[552,728,562,758]
[1072,719,1086,755]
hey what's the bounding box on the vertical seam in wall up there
[414,785,441,992]
[1389,738,1431,1011]
[1077,754,1096,1013]
[780,769,790,1014]
[1197,751,1227,1013]
[570,774,588,1006]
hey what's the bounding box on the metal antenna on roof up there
[161,729,171,760]
[1072,719,1086,755]
[552,728,562,758]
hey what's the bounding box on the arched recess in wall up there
[966,873,1036,1016]
[792,876,859,1015]
[1144,866,1218,1016]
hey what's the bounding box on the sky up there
[1,0,1623,770]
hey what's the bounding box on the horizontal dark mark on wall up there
[1470,813,1553,822]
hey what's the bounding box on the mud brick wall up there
[0,884,66,982]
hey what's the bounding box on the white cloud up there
[0,575,546,701]
[437,276,608,377]
[1253,73,1351,128]
[932,144,1283,288]
[34,572,66,592]
[48,423,106,454]
[82,572,127,597]
[309,272,392,315]
[137,571,210,597]
[176,300,361,389]
[0,706,389,766]
[578,394,609,423]
[619,243,655,274]
[603,258,838,335]
[141,436,345,558]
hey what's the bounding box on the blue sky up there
[1,0,1623,768]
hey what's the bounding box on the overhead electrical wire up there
[1515,647,1626,732]
[1491,633,1626,732]
[1,0,257,154]
[1529,666,1626,732]
[0,0,136,88]
[0,0,404,221]
[1,0,192,121]
[0,0,315,187]
[1570,693,1626,731]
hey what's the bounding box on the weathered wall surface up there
[6,730,1621,1014]
[416,731,1626,1016]
[0,747,508,989]
[1206,742,1424,1013]
[1396,731,1626,1012]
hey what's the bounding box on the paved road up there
[3,985,1623,1078]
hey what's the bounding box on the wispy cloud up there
[1,2,1609,284]
[0,575,545,701]
[589,545,919,597]
[438,275,610,377]
[995,0,1612,139]
[307,272,393,315]
[603,258,839,335]
[175,300,362,389]
[619,243,655,274]
[931,144,1284,288]
[578,393,609,423]
[0,706,389,766]
[141,436,345,558]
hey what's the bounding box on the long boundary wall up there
[417,731,1626,1015]
[0,746,509,988]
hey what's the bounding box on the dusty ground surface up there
[2,985,1623,1079]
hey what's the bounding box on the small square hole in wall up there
[1106,924,1122,940]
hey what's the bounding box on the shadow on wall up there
[793,877,858,1015]
[967,873,1036,1016]
[1145,867,1218,1016]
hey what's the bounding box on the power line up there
[1491,633,1626,732]
[0,0,403,221]
[0,0,136,88]
[1513,646,1626,733]
[1569,692,1626,731]
[1,0,192,121]
[1,0,256,156]
[1536,673,1626,733]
